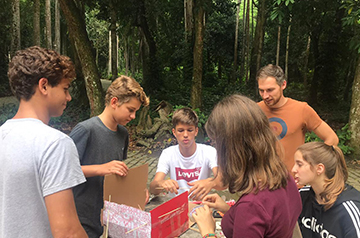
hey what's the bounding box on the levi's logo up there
[175,167,201,182]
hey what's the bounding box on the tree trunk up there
[309,33,320,105]
[191,0,205,109]
[59,0,104,116]
[54,0,61,52]
[33,0,40,46]
[303,35,311,87]
[249,0,266,92]
[45,0,52,49]
[276,25,281,66]
[184,0,194,42]
[138,0,161,95]
[245,0,250,81]
[285,20,291,81]
[110,0,117,80]
[349,57,360,156]
[11,0,20,58]
[232,0,241,83]
[108,30,111,76]
[240,0,246,76]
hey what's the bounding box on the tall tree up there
[59,0,104,116]
[285,18,291,80]
[54,0,61,52]
[249,0,267,91]
[109,0,117,80]
[232,0,241,83]
[45,0,52,49]
[350,58,360,155]
[184,0,194,42]
[33,0,40,46]
[191,0,206,109]
[344,0,360,155]
[10,0,20,57]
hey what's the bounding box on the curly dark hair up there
[8,46,75,101]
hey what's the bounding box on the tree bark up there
[59,0,104,116]
[249,0,266,92]
[54,0,61,52]
[138,0,161,95]
[232,0,241,83]
[184,0,194,42]
[109,0,117,80]
[33,0,40,46]
[245,0,250,81]
[10,0,20,58]
[303,35,311,87]
[349,57,360,155]
[285,20,291,81]
[108,30,111,76]
[276,25,281,66]
[191,0,205,109]
[309,32,320,105]
[45,0,52,49]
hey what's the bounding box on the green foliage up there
[305,124,354,155]
[0,103,17,126]
[336,124,354,155]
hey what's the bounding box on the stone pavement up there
[127,149,360,192]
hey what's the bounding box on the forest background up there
[1,0,360,157]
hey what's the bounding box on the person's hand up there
[192,205,215,237]
[159,179,179,194]
[99,160,128,176]
[202,193,230,214]
[144,188,150,205]
[188,179,214,201]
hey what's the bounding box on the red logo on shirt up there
[175,167,201,182]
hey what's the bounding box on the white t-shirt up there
[156,143,217,196]
[0,118,86,237]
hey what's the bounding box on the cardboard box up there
[102,164,189,238]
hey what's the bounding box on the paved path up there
[127,149,360,193]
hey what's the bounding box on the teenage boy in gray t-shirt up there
[0,46,87,238]
[70,75,149,238]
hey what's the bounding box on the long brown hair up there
[297,142,348,210]
[205,94,288,195]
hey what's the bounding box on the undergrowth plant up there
[305,124,353,155]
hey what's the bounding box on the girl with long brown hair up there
[192,94,302,238]
[293,142,360,238]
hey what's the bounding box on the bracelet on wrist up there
[203,233,217,238]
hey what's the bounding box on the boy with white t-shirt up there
[150,108,222,201]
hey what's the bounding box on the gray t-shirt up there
[0,118,86,237]
[70,116,129,238]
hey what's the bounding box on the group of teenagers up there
[1,45,359,238]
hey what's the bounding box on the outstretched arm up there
[150,172,179,195]
[81,160,128,177]
[45,189,88,238]
[313,121,339,145]
[188,167,225,200]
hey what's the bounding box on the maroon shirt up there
[221,176,301,238]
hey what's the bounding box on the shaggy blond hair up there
[105,75,149,106]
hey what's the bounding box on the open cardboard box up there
[102,164,191,238]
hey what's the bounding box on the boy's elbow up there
[51,223,88,238]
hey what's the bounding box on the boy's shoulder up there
[2,118,70,142]
[196,143,216,153]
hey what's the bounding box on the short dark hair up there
[172,107,198,128]
[256,64,286,86]
[8,46,75,101]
